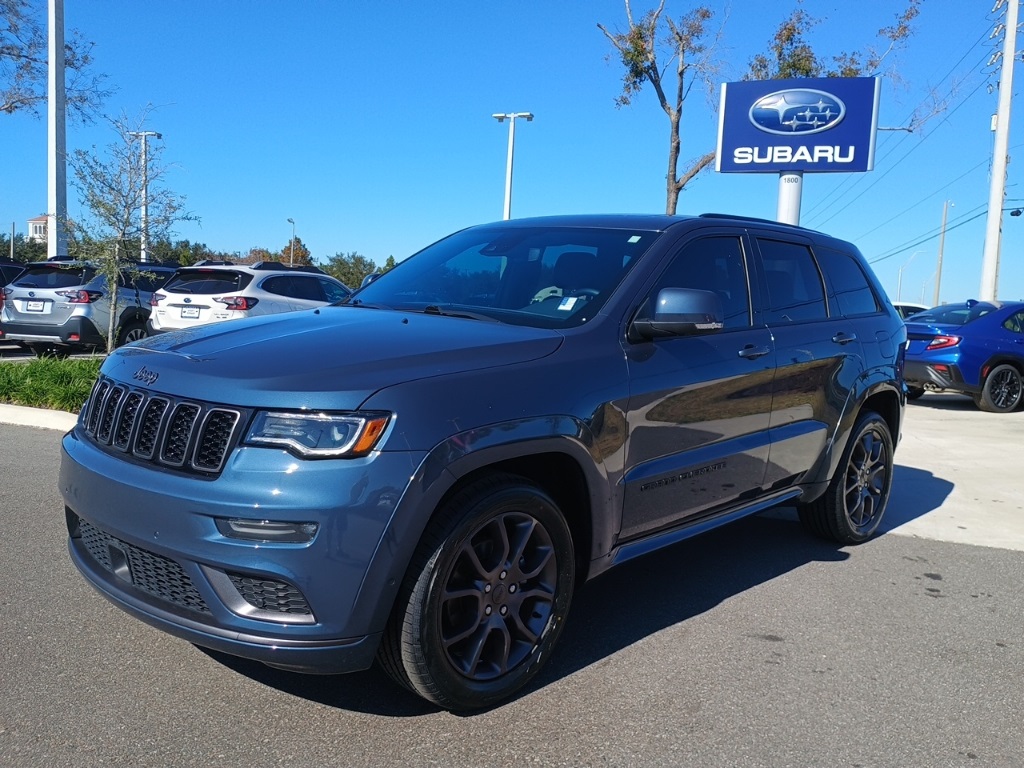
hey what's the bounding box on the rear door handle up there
[832,332,858,345]
[738,345,771,359]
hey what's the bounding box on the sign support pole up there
[777,171,803,226]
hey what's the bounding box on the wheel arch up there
[352,417,611,639]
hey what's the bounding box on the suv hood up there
[101,307,563,410]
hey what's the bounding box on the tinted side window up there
[1004,311,1024,334]
[650,236,751,329]
[320,278,349,302]
[164,270,249,294]
[757,239,827,323]
[288,276,325,301]
[816,247,880,317]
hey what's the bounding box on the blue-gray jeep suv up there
[61,214,907,711]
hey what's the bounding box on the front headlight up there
[245,411,390,458]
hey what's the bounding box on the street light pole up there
[492,112,533,220]
[128,130,162,263]
[287,218,295,266]
[933,200,952,306]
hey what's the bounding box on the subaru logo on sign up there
[749,89,846,135]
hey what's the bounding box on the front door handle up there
[832,332,858,345]
[738,345,771,359]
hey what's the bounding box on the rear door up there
[749,234,862,487]
[620,231,775,540]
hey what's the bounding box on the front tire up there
[379,474,575,711]
[977,364,1023,413]
[798,411,894,545]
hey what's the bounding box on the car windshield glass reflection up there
[346,226,658,328]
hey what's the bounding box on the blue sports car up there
[904,299,1024,412]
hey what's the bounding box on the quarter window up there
[815,247,880,317]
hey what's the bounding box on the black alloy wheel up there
[798,411,894,544]
[977,364,1024,413]
[379,473,575,711]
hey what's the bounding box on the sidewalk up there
[0,403,78,432]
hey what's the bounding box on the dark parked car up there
[904,299,1024,412]
[61,214,906,710]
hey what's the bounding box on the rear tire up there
[379,473,575,711]
[798,411,893,545]
[976,364,1023,413]
[906,387,925,401]
[116,321,147,348]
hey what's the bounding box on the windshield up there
[347,225,659,328]
[13,263,97,289]
[909,302,997,326]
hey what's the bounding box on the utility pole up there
[934,200,951,306]
[47,0,68,259]
[128,131,162,262]
[980,0,1019,301]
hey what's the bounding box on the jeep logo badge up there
[132,367,159,386]
[749,88,846,136]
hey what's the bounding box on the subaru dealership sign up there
[716,77,880,173]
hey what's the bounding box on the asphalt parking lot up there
[0,394,1021,767]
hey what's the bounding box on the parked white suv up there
[147,261,350,334]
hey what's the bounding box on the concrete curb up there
[0,403,78,432]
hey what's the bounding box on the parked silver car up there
[1,261,176,356]
[147,261,350,334]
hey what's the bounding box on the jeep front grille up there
[82,376,245,476]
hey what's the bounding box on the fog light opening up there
[217,518,318,543]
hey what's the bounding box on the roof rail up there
[193,259,235,267]
[250,261,325,274]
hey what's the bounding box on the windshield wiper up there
[342,298,392,310]
[421,305,500,322]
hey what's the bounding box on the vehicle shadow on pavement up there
[204,515,847,716]
[202,471,951,717]
[879,464,955,532]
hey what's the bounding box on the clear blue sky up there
[1,0,1020,304]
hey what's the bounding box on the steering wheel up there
[566,288,600,299]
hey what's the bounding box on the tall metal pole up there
[934,200,951,306]
[287,218,295,266]
[47,0,68,259]
[492,112,533,220]
[128,131,161,262]
[980,0,1018,301]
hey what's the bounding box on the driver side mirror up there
[630,287,725,341]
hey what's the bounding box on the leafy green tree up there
[69,108,195,352]
[1,0,108,117]
[0,232,46,262]
[382,255,398,272]
[280,237,312,266]
[599,1,719,215]
[321,251,378,289]
[748,1,920,79]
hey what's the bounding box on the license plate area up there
[26,300,45,312]
[180,307,200,319]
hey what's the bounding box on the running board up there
[608,490,803,568]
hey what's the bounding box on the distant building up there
[27,215,47,244]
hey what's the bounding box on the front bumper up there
[60,425,427,674]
